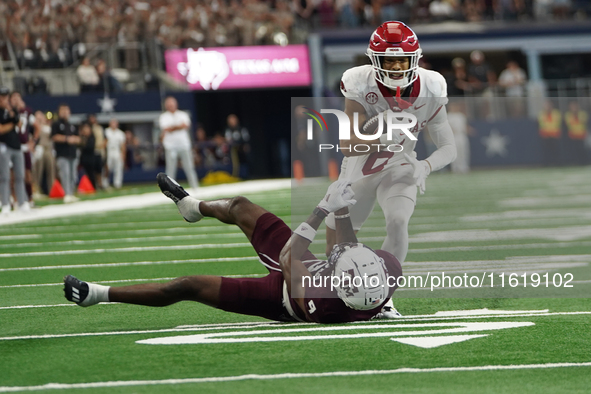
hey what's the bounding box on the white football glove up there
[403,153,431,195]
[317,180,357,214]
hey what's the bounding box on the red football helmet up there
[366,21,422,89]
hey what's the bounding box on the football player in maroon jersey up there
[64,174,402,323]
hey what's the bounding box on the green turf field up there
[1,167,590,393]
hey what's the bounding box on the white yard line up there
[0,179,291,226]
[409,226,591,243]
[0,233,246,249]
[0,234,42,240]
[0,274,266,289]
[0,362,590,392]
[0,256,259,272]
[0,243,253,258]
[408,241,591,254]
[0,227,217,240]
[1,311,590,339]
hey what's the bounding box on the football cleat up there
[157,172,189,203]
[372,305,403,320]
[63,275,90,306]
[157,173,203,223]
[381,305,403,318]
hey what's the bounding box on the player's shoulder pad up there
[340,65,373,96]
[420,68,447,97]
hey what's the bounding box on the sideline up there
[0,179,291,226]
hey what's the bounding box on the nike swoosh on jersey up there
[414,104,426,110]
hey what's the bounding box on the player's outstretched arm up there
[280,180,357,308]
[333,206,358,244]
[425,105,457,171]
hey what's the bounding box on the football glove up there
[403,153,431,195]
[317,180,357,214]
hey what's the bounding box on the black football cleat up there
[63,275,90,306]
[157,173,203,223]
[157,172,189,203]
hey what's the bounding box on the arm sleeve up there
[425,105,457,172]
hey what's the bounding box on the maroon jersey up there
[218,212,402,324]
[288,250,402,323]
[17,107,34,145]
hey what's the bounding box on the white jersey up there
[340,65,448,182]
[105,127,126,159]
[159,110,192,151]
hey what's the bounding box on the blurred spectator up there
[463,0,484,21]
[124,130,142,169]
[194,123,212,168]
[468,50,496,95]
[552,0,572,19]
[212,133,232,166]
[429,0,457,21]
[77,57,100,92]
[498,61,527,97]
[497,0,519,20]
[447,101,472,173]
[76,56,99,92]
[96,59,123,93]
[564,101,588,165]
[292,104,321,177]
[335,0,360,27]
[498,61,527,117]
[104,119,126,189]
[468,50,496,119]
[32,111,55,197]
[9,91,35,204]
[117,14,141,70]
[534,0,553,20]
[159,96,199,191]
[447,57,472,97]
[0,87,29,214]
[51,104,80,203]
[224,114,250,178]
[413,0,433,22]
[0,0,584,69]
[87,114,106,190]
[78,123,98,190]
[538,100,562,166]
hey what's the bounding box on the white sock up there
[79,283,110,307]
[177,197,203,223]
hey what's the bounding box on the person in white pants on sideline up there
[104,118,126,189]
[159,96,199,192]
[448,101,471,174]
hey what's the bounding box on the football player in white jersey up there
[325,21,457,279]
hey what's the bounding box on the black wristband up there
[313,207,328,219]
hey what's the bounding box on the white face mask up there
[382,74,409,89]
[367,48,422,90]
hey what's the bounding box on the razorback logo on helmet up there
[340,80,347,92]
[365,92,378,104]
[367,21,422,90]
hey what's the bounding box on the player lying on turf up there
[63,174,402,323]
